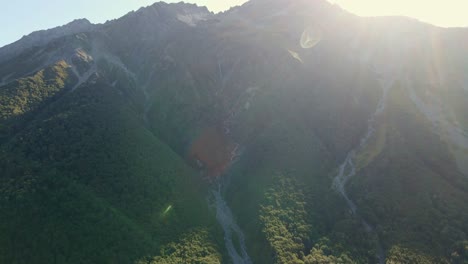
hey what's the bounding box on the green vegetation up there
[0,60,73,121]
[137,229,222,264]
[260,175,355,264]
[1,3,468,263]
[349,84,468,262]
[304,242,354,264]
[0,170,154,264]
[450,241,468,264]
[355,123,387,170]
[386,246,448,264]
[260,176,311,263]
[0,70,222,263]
[223,60,381,263]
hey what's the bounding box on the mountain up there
[1,0,467,263]
[0,19,95,65]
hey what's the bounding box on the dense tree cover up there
[260,175,354,264]
[137,229,222,264]
[224,74,381,263]
[260,176,311,263]
[0,67,222,263]
[0,60,76,144]
[450,241,468,264]
[0,60,73,121]
[0,169,154,264]
[1,1,468,263]
[304,242,354,264]
[385,246,448,264]
[349,85,468,261]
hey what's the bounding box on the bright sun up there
[327,0,468,27]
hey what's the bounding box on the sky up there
[329,0,468,28]
[1,0,467,48]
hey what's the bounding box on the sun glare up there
[328,0,468,27]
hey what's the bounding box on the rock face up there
[0,18,95,63]
[0,1,468,264]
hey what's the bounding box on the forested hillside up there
[0,0,467,263]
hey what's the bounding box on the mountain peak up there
[0,18,95,63]
[244,0,333,9]
[134,1,211,17]
[109,1,212,29]
[67,18,92,27]
[229,0,337,19]
[150,1,210,12]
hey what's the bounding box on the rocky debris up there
[0,19,95,63]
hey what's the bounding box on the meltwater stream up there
[333,76,394,264]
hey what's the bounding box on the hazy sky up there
[1,0,467,48]
[330,0,468,28]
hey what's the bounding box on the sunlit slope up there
[0,0,467,263]
[0,40,221,263]
[216,1,468,263]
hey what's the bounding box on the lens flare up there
[162,205,173,216]
[300,26,322,49]
[287,49,304,63]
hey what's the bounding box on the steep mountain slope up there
[0,11,223,264]
[0,19,94,64]
[0,0,467,263]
